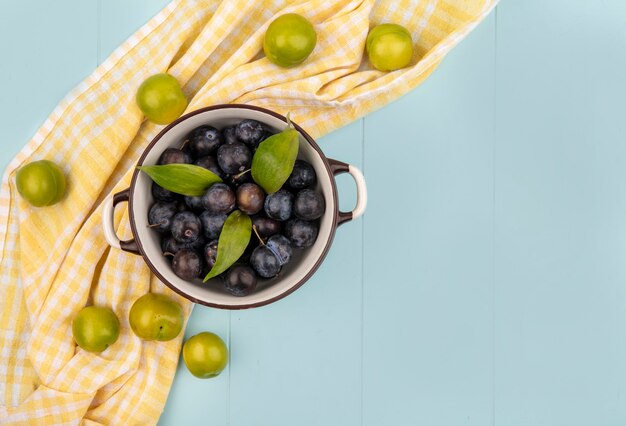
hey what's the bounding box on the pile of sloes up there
[147,119,325,297]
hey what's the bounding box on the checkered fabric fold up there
[0,0,495,423]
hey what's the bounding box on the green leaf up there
[203,210,252,282]
[251,116,299,194]
[138,164,222,196]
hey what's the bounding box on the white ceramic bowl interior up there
[132,107,336,308]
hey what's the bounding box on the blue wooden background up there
[2,1,626,425]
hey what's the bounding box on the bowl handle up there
[102,188,140,255]
[328,158,367,226]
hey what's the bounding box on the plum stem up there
[252,224,265,246]
[234,169,251,180]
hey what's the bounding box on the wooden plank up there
[98,0,172,63]
[158,306,231,425]
[0,0,98,168]
[494,1,626,424]
[362,13,496,425]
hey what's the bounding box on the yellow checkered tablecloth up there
[0,0,495,423]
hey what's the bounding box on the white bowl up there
[103,105,366,309]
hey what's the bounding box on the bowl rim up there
[128,104,339,309]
